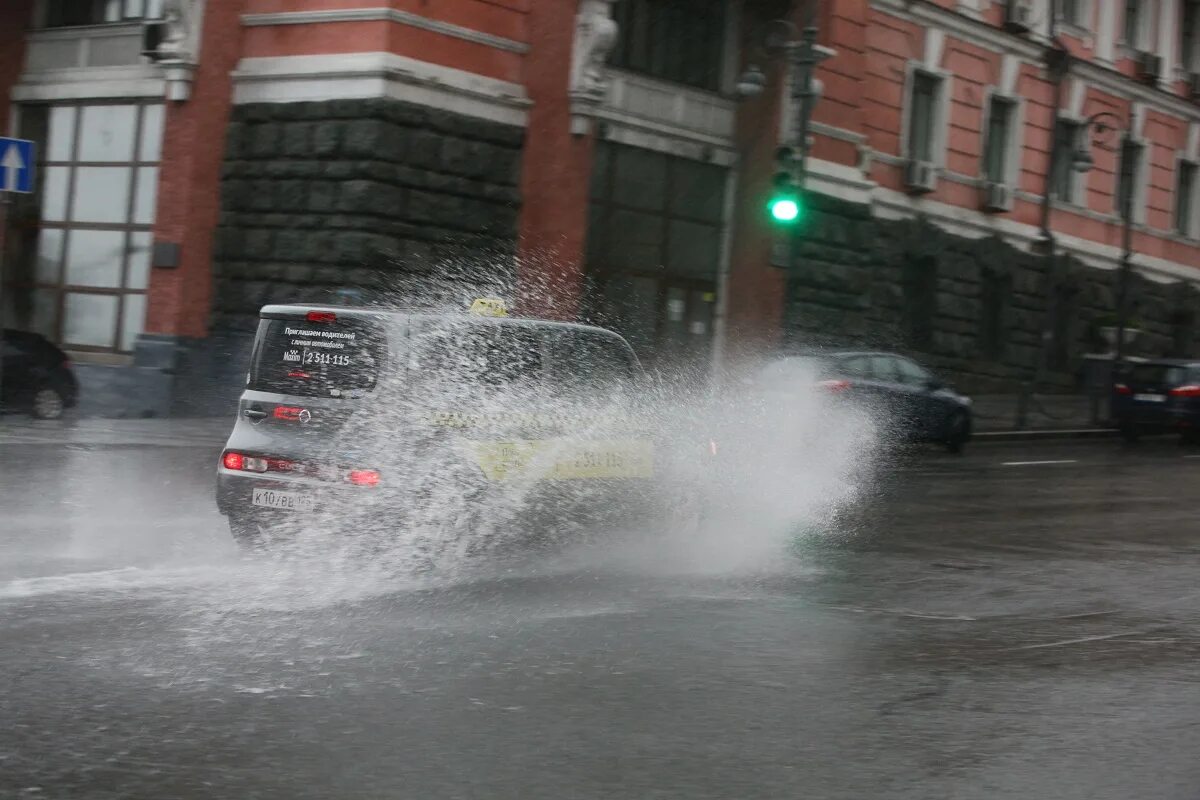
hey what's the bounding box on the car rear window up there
[757,357,832,383]
[546,330,638,396]
[408,322,544,393]
[1127,363,1185,387]
[249,317,385,398]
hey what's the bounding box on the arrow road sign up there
[0,137,35,194]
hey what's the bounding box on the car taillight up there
[1114,383,1133,395]
[274,406,305,421]
[222,451,244,470]
[347,469,380,487]
[1170,385,1200,397]
[818,379,852,393]
[306,311,337,323]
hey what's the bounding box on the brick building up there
[1,0,1199,416]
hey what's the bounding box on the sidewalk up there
[970,393,1112,434]
[0,416,231,447]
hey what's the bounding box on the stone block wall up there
[782,193,1200,395]
[212,98,525,332]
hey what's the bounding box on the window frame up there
[609,0,727,93]
[1056,0,1090,29]
[1115,135,1149,225]
[39,0,163,28]
[10,100,162,354]
[1183,1,1200,73]
[1176,158,1199,237]
[1050,117,1085,206]
[901,64,950,167]
[981,92,1022,187]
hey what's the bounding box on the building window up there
[1185,1,1200,73]
[1115,138,1145,220]
[982,95,1015,185]
[42,0,163,28]
[1050,118,1083,203]
[1124,0,1144,47]
[610,0,727,92]
[1050,284,1077,371]
[1170,309,1196,356]
[906,71,942,163]
[1057,0,1087,26]
[1177,160,1198,236]
[11,103,163,352]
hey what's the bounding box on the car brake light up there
[306,311,337,323]
[818,379,852,393]
[347,469,380,487]
[1170,385,1200,397]
[1114,383,1133,395]
[222,451,244,470]
[273,406,304,421]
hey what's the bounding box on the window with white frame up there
[1183,1,1200,72]
[906,70,943,164]
[42,0,164,28]
[13,102,163,353]
[1057,0,1089,27]
[1124,0,1144,47]
[1051,118,1084,203]
[982,95,1017,185]
[1177,160,1198,236]
[1115,137,1145,222]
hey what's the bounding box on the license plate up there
[471,439,655,481]
[251,488,315,512]
[1134,393,1166,402]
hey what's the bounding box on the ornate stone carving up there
[153,0,201,102]
[569,0,619,134]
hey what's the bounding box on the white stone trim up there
[1096,0,1118,63]
[13,66,166,101]
[899,60,953,169]
[595,116,737,166]
[1067,76,1088,117]
[869,0,1200,122]
[1187,122,1200,160]
[924,27,946,69]
[230,53,530,126]
[811,121,869,145]
[807,157,876,205]
[603,69,736,148]
[239,8,529,54]
[1160,0,1180,82]
[1000,53,1020,94]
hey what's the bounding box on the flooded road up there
[2,433,1200,799]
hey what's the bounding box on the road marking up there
[1184,455,1200,459]
[1001,459,1079,466]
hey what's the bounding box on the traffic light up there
[768,172,804,225]
[768,146,805,226]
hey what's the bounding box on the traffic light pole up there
[785,25,821,270]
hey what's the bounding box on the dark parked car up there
[1112,359,1200,442]
[1,329,78,420]
[754,351,973,452]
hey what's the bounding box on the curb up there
[973,428,1118,442]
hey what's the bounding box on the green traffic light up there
[769,196,801,223]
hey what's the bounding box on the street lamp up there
[1069,110,1136,367]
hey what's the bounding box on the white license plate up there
[251,488,315,512]
[1134,393,1166,402]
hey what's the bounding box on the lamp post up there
[1068,111,1136,369]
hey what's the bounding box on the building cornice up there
[240,8,529,55]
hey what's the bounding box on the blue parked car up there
[1113,359,1200,443]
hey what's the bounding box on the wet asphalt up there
[2,431,1200,799]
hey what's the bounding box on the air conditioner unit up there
[1003,0,1035,34]
[1136,51,1163,83]
[905,160,937,194]
[982,182,1013,212]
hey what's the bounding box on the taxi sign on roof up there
[470,297,508,317]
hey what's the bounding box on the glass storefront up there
[8,102,163,353]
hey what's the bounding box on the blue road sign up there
[0,137,35,194]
